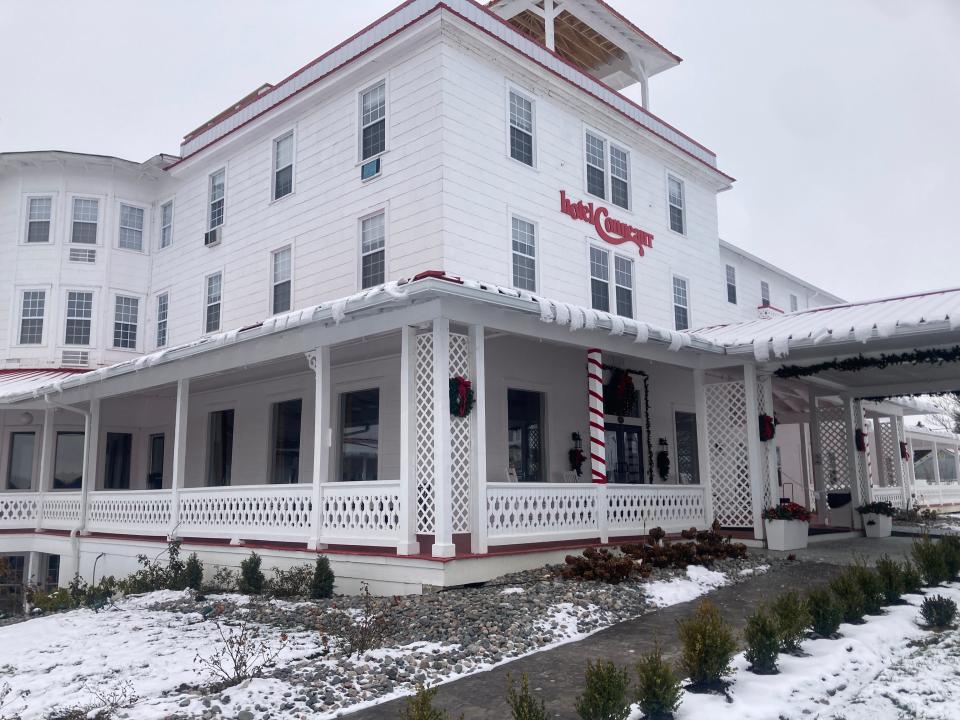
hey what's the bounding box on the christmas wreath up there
[449,376,475,418]
[603,368,639,420]
[855,428,867,453]
[569,448,586,476]
[758,414,777,442]
[900,441,911,461]
[656,449,671,482]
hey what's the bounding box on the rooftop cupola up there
[488,0,680,107]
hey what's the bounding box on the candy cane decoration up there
[587,348,607,483]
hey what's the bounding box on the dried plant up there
[194,620,288,687]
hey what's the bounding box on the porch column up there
[808,388,826,518]
[35,407,56,530]
[892,415,909,506]
[798,422,811,507]
[931,440,943,507]
[431,318,456,558]
[760,372,780,505]
[397,328,420,555]
[743,364,765,540]
[841,396,865,529]
[692,369,714,526]
[169,378,190,537]
[79,398,100,533]
[307,348,331,551]
[468,325,489,554]
[871,417,886,490]
[907,434,917,506]
[587,349,606,482]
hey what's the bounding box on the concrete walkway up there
[344,538,907,720]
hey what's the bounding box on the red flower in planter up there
[763,502,812,522]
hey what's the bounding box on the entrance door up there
[604,424,644,484]
[147,433,165,490]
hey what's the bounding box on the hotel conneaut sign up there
[559,190,654,256]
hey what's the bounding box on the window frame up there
[271,130,295,201]
[269,397,303,484]
[63,289,94,347]
[116,201,147,252]
[204,271,223,334]
[725,264,738,305]
[588,245,634,317]
[506,85,536,168]
[789,293,799,313]
[589,244,611,313]
[208,168,226,231]
[16,287,48,346]
[159,199,174,250]
[359,209,387,290]
[111,294,140,351]
[672,274,691,331]
[358,79,387,164]
[270,245,293,315]
[23,194,55,244]
[5,429,38,491]
[509,214,538,292]
[155,291,169,349]
[70,196,101,245]
[506,387,547,483]
[667,173,686,235]
[583,127,631,210]
[613,253,635,319]
[205,407,235,487]
[337,386,382,482]
[760,280,771,307]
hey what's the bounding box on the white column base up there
[396,541,421,556]
[306,538,328,551]
[431,543,456,558]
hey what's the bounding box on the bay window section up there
[26,197,52,243]
[507,389,544,482]
[340,389,379,482]
[589,246,610,312]
[64,291,93,346]
[206,409,235,486]
[6,432,36,490]
[113,295,139,349]
[118,204,144,251]
[270,399,302,484]
[71,198,99,244]
[511,217,536,292]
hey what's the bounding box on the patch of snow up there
[499,587,525,595]
[737,564,770,577]
[642,565,728,608]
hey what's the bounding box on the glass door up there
[147,434,165,490]
[604,424,644,484]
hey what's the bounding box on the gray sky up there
[2,1,958,302]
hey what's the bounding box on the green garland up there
[775,346,960,380]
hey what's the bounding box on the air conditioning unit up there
[68,248,97,263]
[61,350,90,368]
[204,227,221,247]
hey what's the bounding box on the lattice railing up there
[0,493,41,529]
[704,381,753,528]
[41,493,82,530]
[319,481,401,546]
[870,486,906,509]
[178,484,312,541]
[415,332,436,533]
[86,491,172,536]
[449,332,471,533]
[607,485,706,536]
[487,483,599,543]
[914,482,960,508]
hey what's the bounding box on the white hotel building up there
[2,0,959,594]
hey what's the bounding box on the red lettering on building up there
[559,190,654,255]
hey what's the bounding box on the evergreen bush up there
[769,591,810,652]
[634,645,682,720]
[829,572,867,624]
[848,565,884,615]
[575,660,631,720]
[238,552,265,595]
[506,673,547,720]
[939,535,960,580]
[743,607,779,674]
[311,556,335,599]
[806,587,842,638]
[912,535,948,586]
[676,600,736,690]
[874,555,904,605]
[400,684,463,720]
[184,553,204,592]
[899,561,924,595]
[920,595,958,628]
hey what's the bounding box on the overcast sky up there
[2,1,958,302]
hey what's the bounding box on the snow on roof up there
[0,370,90,398]
[694,287,960,362]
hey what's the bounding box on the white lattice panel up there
[449,333,471,533]
[86,491,172,535]
[179,485,312,541]
[486,483,598,543]
[817,406,849,492]
[853,402,870,503]
[41,493,82,530]
[607,486,706,535]
[878,419,898,487]
[415,332,436,533]
[320,481,401,544]
[704,381,753,528]
[0,494,40,529]
[757,375,774,509]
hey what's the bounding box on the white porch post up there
[872,418,886,489]
[397,328,420,555]
[808,388,825,519]
[743,364,765,540]
[79,398,100,533]
[931,439,943,507]
[841,396,865,529]
[468,324,488,554]
[907,434,917,506]
[760,372,779,505]
[431,318,456,558]
[892,415,909,505]
[798,422,812,507]
[169,378,190,537]
[307,348,331,551]
[35,407,55,530]
[692,369,714,526]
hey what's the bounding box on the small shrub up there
[855,501,897,517]
[238,552,265,595]
[743,607,779,674]
[561,548,636,584]
[807,587,843,638]
[320,582,391,658]
[769,591,810,652]
[268,564,313,598]
[184,553,204,592]
[912,535,948,586]
[207,566,238,593]
[940,535,960,580]
[575,660,631,720]
[27,586,74,614]
[874,556,904,605]
[311,556,335,599]
[920,595,958,628]
[635,645,682,720]
[194,620,288,688]
[900,561,924,595]
[400,684,462,720]
[506,673,547,720]
[829,571,867,624]
[676,600,736,690]
[848,565,884,615]
[121,540,187,593]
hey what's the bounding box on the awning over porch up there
[0,370,89,399]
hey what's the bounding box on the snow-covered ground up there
[627,582,960,720]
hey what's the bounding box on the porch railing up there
[913,481,960,509]
[0,493,41,529]
[178,484,313,542]
[87,490,173,536]
[868,485,907,510]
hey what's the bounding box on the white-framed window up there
[208,169,225,230]
[510,217,537,291]
[614,255,634,318]
[118,204,144,251]
[585,132,606,200]
[790,293,799,312]
[590,247,633,317]
[18,290,46,345]
[273,132,294,200]
[112,295,139,349]
[71,198,99,244]
[725,264,737,304]
[668,175,685,234]
[205,272,222,333]
[272,246,292,314]
[360,81,386,161]
[589,246,610,312]
[159,201,173,249]
[340,388,380,482]
[64,291,93,346]
[508,89,534,167]
[760,280,771,307]
[673,276,690,331]
[156,292,169,348]
[360,212,386,289]
[585,131,630,210]
[610,145,630,210]
[26,196,52,243]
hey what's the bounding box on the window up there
[614,255,634,318]
[64,291,93,346]
[673,276,689,330]
[511,217,536,291]
[360,82,386,161]
[585,132,606,199]
[113,295,138,349]
[19,290,45,344]
[589,246,610,312]
[206,409,235,486]
[668,176,685,234]
[360,212,385,289]
[790,294,799,312]
[610,146,630,210]
[273,132,294,200]
[7,432,36,490]
[271,399,302,484]
[760,281,771,307]
[118,204,144,251]
[507,389,544,482]
[205,273,222,333]
[53,432,84,490]
[71,198,99,244]
[26,197,52,243]
[208,170,225,230]
[147,433,164,490]
[340,389,379,482]
[508,90,534,166]
[104,432,132,490]
[725,265,737,304]
[604,424,643,483]
[674,411,700,484]
[272,247,292,314]
[159,201,173,249]
[156,293,169,348]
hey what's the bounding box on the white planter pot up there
[764,519,809,551]
[862,513,893,538]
